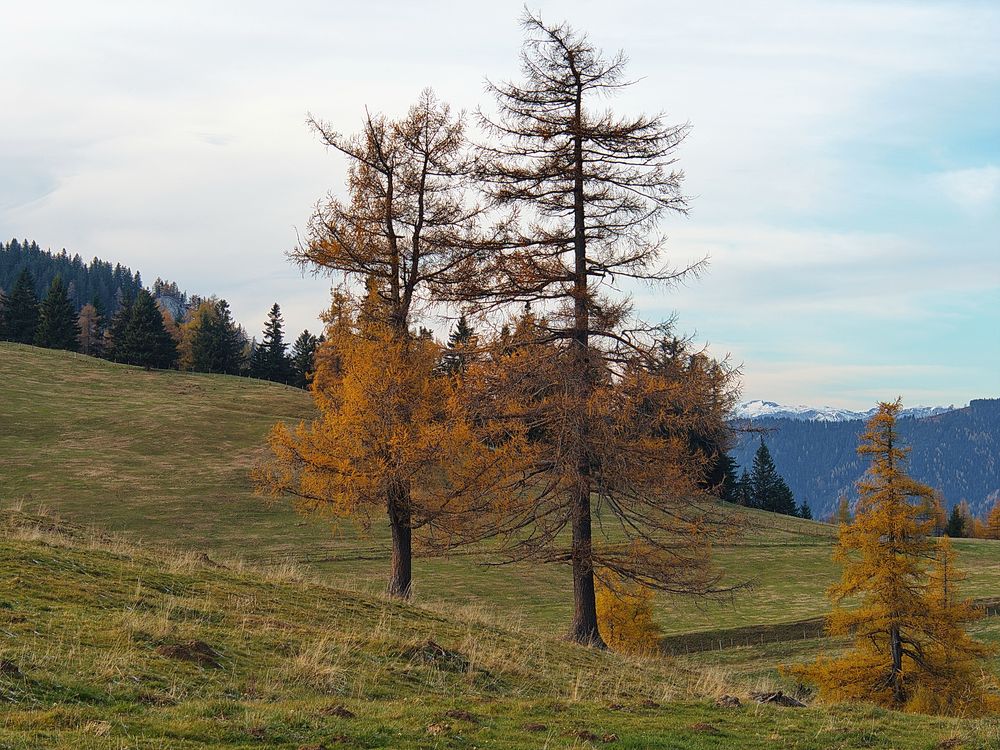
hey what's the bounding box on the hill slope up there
[2,509,997,749]
[5,342,1000,639]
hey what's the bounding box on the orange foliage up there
[987,500,1000,540]
[595,572,663,655]
[907,536,999,714]
[457,313,741,604]
[177,300,216,371]
[788,400,998,714]
[253,291,520,597]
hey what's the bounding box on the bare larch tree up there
[460,12,738,645]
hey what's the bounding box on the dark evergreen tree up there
[771,476,798,516]
[212,300,245,374]
[118,289,178,369]
[104,292,134,361]
[290,329,319,388]
[190,299,244,374]
[798,500,813,520]
[718,453,741,503]
[748,440,798,515]
[749,440,780,510]
[35,276,80,351]
[1,268,40,343]
[734,469,752,506]
[945,506,966,538]
[0,239,142,318]
[439,313,477,374]
[251,303,290,382]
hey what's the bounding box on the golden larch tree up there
[255,92,498,598]
[986,498,1000,539]
[456,311,742,647]
[76,303,103,356]
[790,400,997,713]
[907,536,998,714]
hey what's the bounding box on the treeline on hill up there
[0,238,142,316]
[0,252,320,387]
[730,401,1000,525]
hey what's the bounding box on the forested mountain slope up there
[731,399,1000,518]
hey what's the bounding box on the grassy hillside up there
[4,342,1000,641]
[3,508,999,749]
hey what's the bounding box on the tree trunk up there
[569,480,605,646]
[889,623,904,705]
[387,483,413,599]
[566,72,604,649]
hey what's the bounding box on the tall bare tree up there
[458,13,739,645]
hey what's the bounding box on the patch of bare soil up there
[321,705,356,719]
[0,659,21,677]
[564,729,619,743]
[154,640,221,667]
[689,722,722,734]
[444,709,478,723]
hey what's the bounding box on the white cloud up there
[936,166,1000,213]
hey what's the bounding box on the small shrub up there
[595,573,662,655]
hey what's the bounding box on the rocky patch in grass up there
[401,639,469,672]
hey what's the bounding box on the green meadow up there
[4,341,1000,748]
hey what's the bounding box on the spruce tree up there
[798,500,813,520]
[252,303,290,382]
[119,289,178,370]
[440,313,476,374]
[213,300,244,374]
[771,476,798,516]
[290,329,319,388]
[35,276,80,351]
[735,469,751,506]
[717,453,740,503]
[2,268,40,343]
[189,299,244,374]
[945,506,966,538]
[104,292,134,361]
[749,440,781,510]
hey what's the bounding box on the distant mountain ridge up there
[730,398,1000,520]
[733,399,958,423]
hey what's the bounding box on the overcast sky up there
[3,0,998,408]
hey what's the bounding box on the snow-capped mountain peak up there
[732,400,958,423]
